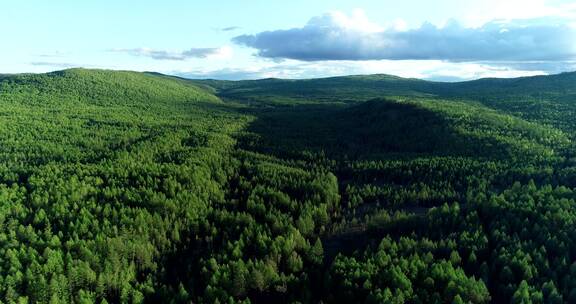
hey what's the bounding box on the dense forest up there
[1,68,576,303]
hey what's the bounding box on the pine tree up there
[309,238,324,265]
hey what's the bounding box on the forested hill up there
[243,97,568,162]
[445,72,576,99]
[0,68,221,105]
[193,71,576,133]
[2,68,576,303]
[192,71,576,104]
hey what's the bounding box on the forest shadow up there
[239,98,492,161]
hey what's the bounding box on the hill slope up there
[193,71,576,136]
[0,68,221,106]
[192,71,576,104]
[244,97,568,162]
[2,69,576,303]
[0,69,253,303]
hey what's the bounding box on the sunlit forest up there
[2,68,576,303]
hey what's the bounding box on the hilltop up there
[0,68,221,106]
[191,71,576,102]
[191,70,576,134]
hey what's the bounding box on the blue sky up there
[1,0,575,80]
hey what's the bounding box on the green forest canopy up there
[1,68,576,303]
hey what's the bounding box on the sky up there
[1,0,575,81]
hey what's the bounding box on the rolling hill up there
[1,69,576,303]
[0,68,221,105]
[193,71,576,104]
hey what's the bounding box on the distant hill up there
[191,71,576,133]
[191,74,436,103]
[445,72,576,99]
[190,71,576,103]
[0,68,221,106]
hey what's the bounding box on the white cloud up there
[174,59,549,82]
[233,10,576,63]
[462,0,576,27]
[317,9,384,33]
[36,51,70,58]
[111,46,233,61]
[30,61,78,68]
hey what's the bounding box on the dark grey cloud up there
[221,26,241,32]
[111,47,224,60]
[233,14,576,62]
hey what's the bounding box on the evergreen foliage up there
[0,68,575,303]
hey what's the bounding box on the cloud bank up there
[31,61,78,68]
[233,10,576,62]
[111,46,232,60]
[175,59,550,82]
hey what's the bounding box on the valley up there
[0,69,575,303]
